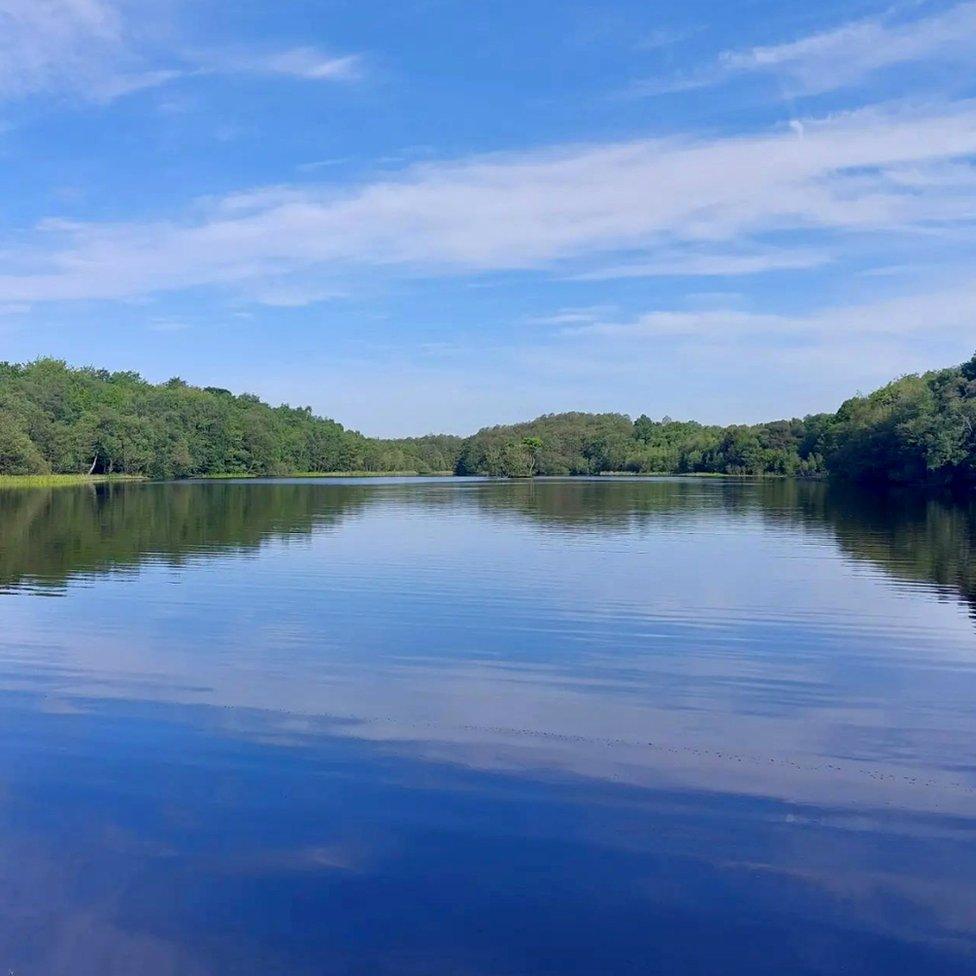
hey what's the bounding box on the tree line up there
[2,355,976,485]
[0,360,460,478]
[457,354,976,484]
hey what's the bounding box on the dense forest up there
[2,355,976,485]
[457,355,976,484]
[0,360,461,478]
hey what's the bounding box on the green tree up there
[0,413,49,474]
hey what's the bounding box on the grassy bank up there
[598,470,735,478]
[202,470,455,480]
[0,474,146,490]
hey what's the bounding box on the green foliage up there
[457,411,826,478]
[0,359,462,478]
[4,354,976,485]
[455,354,976,484]
[824,359,976,484]
[456,413,635,477]
[0,412,50,474]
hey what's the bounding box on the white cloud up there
[637,27,695,51]
[240,48,361,81]
[0,0,189,102]
[90,67,184,100]
[1,100,976,302]
[641,2,976,96]
[563,282,976,341]
[0,1,362,101]
[247,282,342,307]
[0,0,128,99]
[189,46,363,84]
[571,248,831,279]
[524,305,617,326]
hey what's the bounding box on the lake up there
[0,476,974,975]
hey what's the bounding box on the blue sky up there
[1,0,975,435]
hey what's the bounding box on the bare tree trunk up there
[88,455,98,476]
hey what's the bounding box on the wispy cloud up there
[571,248,831,280]
[240,48,361,82]
[498,282,976,424]
[562,283,976,341]
[638,2,976,96]
[247,282,342,307]
[0,0,138,100]
[524,305,617,326]
[0,1,363,102]
[194,47,363,83]
[637,27,696,52]
[90,67,184,100]
[1,99,975,303]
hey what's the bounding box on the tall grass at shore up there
[201,471,454,479]
[0,474,145,490]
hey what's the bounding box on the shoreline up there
[0,474,146,489]
[201,470,455,479]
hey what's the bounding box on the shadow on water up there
[0,481,369,592]
[476,477,976,612]
[793,482,976,616]
[5,477,973,611]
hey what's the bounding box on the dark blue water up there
[0,477,974,975]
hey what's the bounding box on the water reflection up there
[0,478,974,974]
[0,481,371,592]
[3,478,976,610]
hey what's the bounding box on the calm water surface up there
[0,477,975,975]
